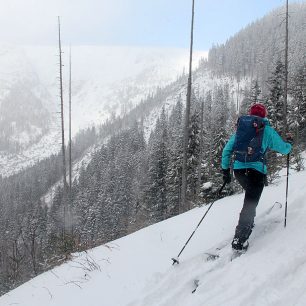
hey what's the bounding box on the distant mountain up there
[24,46,207,132]
[0,44,53,153]
[0,45,207,176]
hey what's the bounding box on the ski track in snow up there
[1,161,306,306]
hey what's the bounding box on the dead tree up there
[69,46,72,192]
[283,0,289,134]
[58,17,67,190]
[58,17,68,237]
[181,0,195,212]
[69,45,74,236]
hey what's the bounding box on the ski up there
[191,244,227,293]
[191,200,281,293]
[192,243,249,293]
[204,252,220,261]
[192,279,200,293]
[202,241,229,262]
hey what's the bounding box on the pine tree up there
[239,88,252,115]
[266,60,285,133]
[203,91,214,179]
[250,80,262,104]
[166,99,183,217]
[239,80,262,115]
[146,108,169,222]
[263,60,287,180]
[289,64,306,142]
[187,103,201,203]
[212,86,229,169]
[288,64,306,170]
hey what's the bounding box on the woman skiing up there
[221,103,292,251]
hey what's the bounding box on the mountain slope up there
[0,45,207,177]
[1,160,306,306]
[24,46,207,132]
[0,44,53,154]
[208,2,306,85]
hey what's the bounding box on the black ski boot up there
[231,237,249,251]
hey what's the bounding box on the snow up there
[202,181,213,190]
[0,44,207,177]
[23,45,208,134]
[1,163,306,306]
[0,126,61,177]
[142,69,251,142]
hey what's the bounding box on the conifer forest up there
[0,2,306,296]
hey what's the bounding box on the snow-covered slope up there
[0,44,207,177]
[1,163,306,306]
[0,44,53,152]
[24,46,208,133]
[142,69,250,141]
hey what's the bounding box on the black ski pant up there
[233,168,265,243]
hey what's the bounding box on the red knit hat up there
[249,103,267,118]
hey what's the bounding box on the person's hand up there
[286,132,294,144]
[222,169,231,184]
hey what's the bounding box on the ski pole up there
[172,182,226,265]
[284,153,290,228]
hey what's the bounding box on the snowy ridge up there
[0,126,60,177]
[1,162,306,306]
[24,46,208,133]
[143,69,251,141]
[0,45,207,177]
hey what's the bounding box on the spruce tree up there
[166,99,183,217]
[266,60,285,133]
[147,108,169,222]
[290,65,306,142]
[212,86,229,169]
[187,105,201,203]
[250,80,262,104]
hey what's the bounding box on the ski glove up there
[286,132,294,144]
[222,168,231,184]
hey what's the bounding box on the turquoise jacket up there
[222,118,292,174]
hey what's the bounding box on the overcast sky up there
[0,0,301,50]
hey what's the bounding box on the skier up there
[221,103,292,251]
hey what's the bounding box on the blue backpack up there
[233,115,266,163]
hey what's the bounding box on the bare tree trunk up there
[58,16,68,233]
[283,0,289,135]
[181,0,195,212]
[69,45,73,235]
[69,46,72,194]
